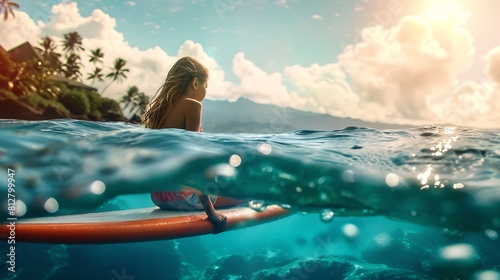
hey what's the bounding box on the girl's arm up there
[184,99,227,233]
[184,99,202,132]
[198,194,227,233]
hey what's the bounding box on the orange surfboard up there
[0,205,290,244]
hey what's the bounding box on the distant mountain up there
[201,98,411,133]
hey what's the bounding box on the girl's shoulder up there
[177,98,202,109]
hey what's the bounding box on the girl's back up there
[158,98,202,130]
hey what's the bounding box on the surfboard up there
[0,205,290,244]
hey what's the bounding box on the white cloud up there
[486,46,500,85]
[336,4,475,125]
[0,3,176,100]
[284,63,358,117]
[228,53,305,108]
[434,47,500,128]
[311,15,322,20]
[0,11,40,50]
[1,2,499,128]
[125,1,136,6]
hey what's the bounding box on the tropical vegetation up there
[0,28,150,122]
[0,0,19,20]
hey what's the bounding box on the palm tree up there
[102,58,129,95]
[61,32,84,81]
[63,53,82,80]
[89,48,104,65]
[37,36,62,74]
[87,48,104,85]
[33,36,63,98]
[0,0,20,21]
[133,91,150,115]
[119,86,139,110]
[39,36,57,54]
[87,67,104,85]
[62,31,84,54]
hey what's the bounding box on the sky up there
[1,0,500,128]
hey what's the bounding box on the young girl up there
[142,56,238,233]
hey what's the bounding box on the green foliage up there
[89,110,102,119]
[85,91,102,113]
[0,88,18,100]
[21,92,70,114]
[99,97,122,114]
[2,30,131,121]
[58,90,90,115]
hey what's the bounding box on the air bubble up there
[374,233,391,247]
[342,224,359,240]
[318,177,327,184]
[342,170,354,183]
[320,209,334,223]
[229,154,242,167]
[248,200,266,211]
[385,173,399,187]
[15,200,27,217]
[257,143,272,155]
[90,180,106,195]
[205,164,236,179]
[472,270,500,280]
[438,243,476,261]
[44,197,59,213]
[484,229,498,240]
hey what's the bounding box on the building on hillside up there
[7,41,44,64]
[4,42,97,93]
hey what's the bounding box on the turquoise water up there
[0,119,499,279]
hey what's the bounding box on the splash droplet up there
[320,209,334,223]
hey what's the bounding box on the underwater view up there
[1,0,500,279]
[0,119,499,279]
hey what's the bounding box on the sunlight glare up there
[422,0,467,22]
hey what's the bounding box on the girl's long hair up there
[142,56,209,129]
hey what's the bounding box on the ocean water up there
[0,119,499,280]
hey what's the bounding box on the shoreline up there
[0,95,137,123]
